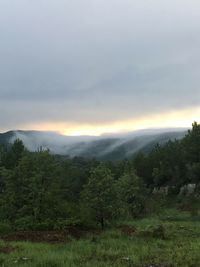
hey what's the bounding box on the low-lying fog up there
[7,128,187,159]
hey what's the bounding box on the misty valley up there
[0,128,186,160]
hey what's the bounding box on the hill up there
[0,129,187,160]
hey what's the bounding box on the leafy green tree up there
[2,150,68,228]
[60,157,97,202]
[186,163,200,184]
[183,121,200,163]
[81,164,117,229]
[134,140,186,189]
[133,152,154,186]
[2,139,25,169]
[116,171,147,217]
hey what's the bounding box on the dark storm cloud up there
[0,0,200,130]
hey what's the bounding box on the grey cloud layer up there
[0,0,200,129]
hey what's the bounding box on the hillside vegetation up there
[0,122,200,266]
[0,209,200,267]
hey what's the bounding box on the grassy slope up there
[1,210,200,267]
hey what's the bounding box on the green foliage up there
[139,224,166,240]
[1,210,200,267]
[0,121,200,232]
[116,171,147,218]
[81,164,118,229]
[2,151,66,225]
[132,122,200,188]
[183,121,200,163]
[186,162,200,183]
[0,222,12,234]
[1,139,25,169]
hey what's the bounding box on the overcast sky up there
[0,0,200,135]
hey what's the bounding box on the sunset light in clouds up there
[15,106,200,136]
[0,0,200,134]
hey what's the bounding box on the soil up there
[0,226,101,243]
[119,224,137,236]
[0,245,16,254]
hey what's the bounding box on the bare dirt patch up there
[0,245,16,254]
[2,231,67,243]
[0,227,102,243]
[119,225,137,236]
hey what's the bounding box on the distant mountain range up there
[0,128,188,160]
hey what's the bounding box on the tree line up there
[0,122,200,231]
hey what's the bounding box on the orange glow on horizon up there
[15,106,200,136]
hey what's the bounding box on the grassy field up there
[0,209,200,267]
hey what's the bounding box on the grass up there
[1,209,200,266]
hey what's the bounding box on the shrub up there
[0,222,12,234]
[140,224,166,240]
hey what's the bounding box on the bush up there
[152,225,165,239]
[190,208,199,217]
[140,224,166,240]
[14,217,36,230]
[53,218,83,230]
[0,222,12,234]
[13,217,86,231]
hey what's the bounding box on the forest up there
[0,122,199,232]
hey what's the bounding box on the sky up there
[0,0,200,136]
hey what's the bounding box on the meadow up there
[0,209,200,267]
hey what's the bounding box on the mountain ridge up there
[0,128,187,160]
